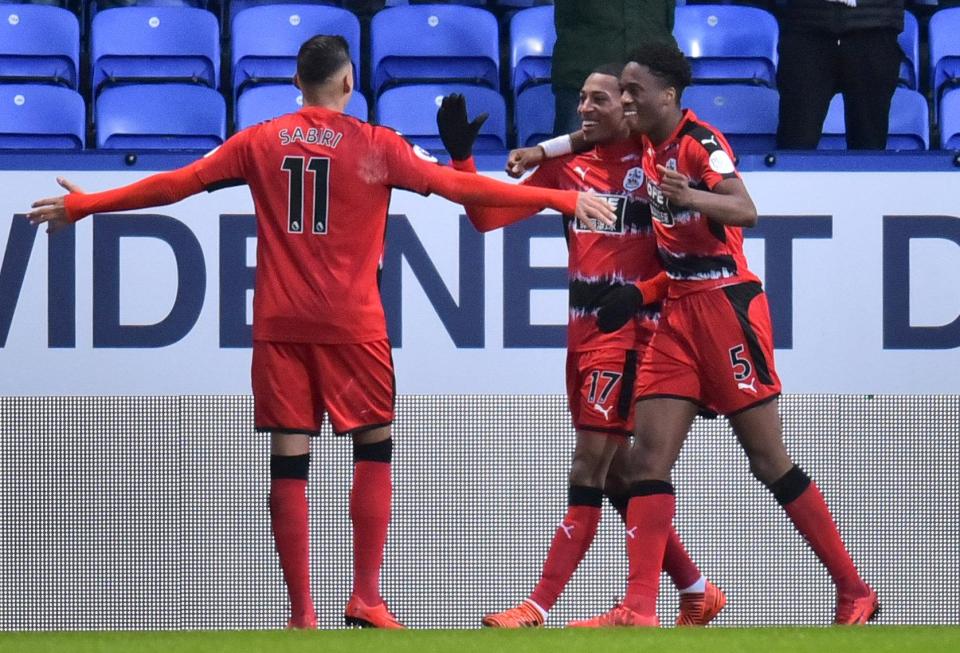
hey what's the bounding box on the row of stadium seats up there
[2,3,960,150]
[5,79,956,151]
[5,3,959,97]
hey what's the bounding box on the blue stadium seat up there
[232,5,360,99]
[91,1,207,13]
[681,84,778,152]
[0,84,84,149]
[235,84,368,130]
[96,83,225,149]
[818,88,929,150]
[938,88,960,149]
[385,0,487,5]
[898,10,919,90]
[376,84,506,153]
[673,5,778,86]
[231,0,336,16]
[510,5,554,95]
[0,5,79,88]
[91,7,220,93]
[514,82,554,147]
[497,0,554,7]
[371,5,499,95]
[929,8,960,100]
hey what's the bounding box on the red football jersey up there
[521,140,661,352]
[639,109,760,298]
[182,105,577,344]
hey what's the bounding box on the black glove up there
[596,284,643,334]
[436,93,488,161]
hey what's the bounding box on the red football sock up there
[623,485,676,615]
[270,478,313,618]
[662,526,702,590]
[783,482,866,597]
[529,505,602,611]
[350,461,392,605]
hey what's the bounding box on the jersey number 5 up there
[281,156,330,235]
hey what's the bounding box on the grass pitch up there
[2,627,957,653]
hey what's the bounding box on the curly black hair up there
[625,42,692,101]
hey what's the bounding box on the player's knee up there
[568,455,605,488]
[603,470,630,499]
[743,446,794,486]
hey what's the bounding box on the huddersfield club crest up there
[623,166,644,192]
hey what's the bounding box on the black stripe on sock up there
[568,484,604,507]
[768,464,811,506]
[607,493,629,520]
[629,479,675,498]
[353,437,393,463]
[270,454,310,480]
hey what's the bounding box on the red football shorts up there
[634,282,782,416]
[252,338,394,436]
[567,348,643,437]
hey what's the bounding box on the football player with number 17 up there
[534,42,878,627]
[437,64,725,629]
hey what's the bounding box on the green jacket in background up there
[552,0,677,92]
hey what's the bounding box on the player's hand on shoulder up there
[27,177,84,234]
[436,93,487,162]
[505,146,544,178]
[656,164,694,207]
[574,190,616,231]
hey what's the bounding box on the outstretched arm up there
[451,157,540,232]
[27,166,207,233]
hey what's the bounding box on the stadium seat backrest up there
[510,5,555,94]
[232,5,360,98]
[371,5,499,95]
[230,0,338,20]
[497,1,555,7]
[376,84,506,152]
[91,1,208,14]
[673,5,778,86]
[898,10,919,90]
[96,83,225,149]
[235,84,368,131]
[818,88,928,150]
[385,0,488,5]
[818,93,847,150]
[887,87,928,150]
[940,88,960,149]
[515,83,554,147]
[0,5,79,88]
[0,83,84,149]
[929,8,960,99]
[91,7,220,93]
[681,84,778,152]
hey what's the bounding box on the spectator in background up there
[775,0,905,150]
[552,0,677,135]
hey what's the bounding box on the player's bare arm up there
[655,164,758,227]
[27,177,84,234]
[505,146,544,178]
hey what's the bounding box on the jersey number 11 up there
[281,156,330,235]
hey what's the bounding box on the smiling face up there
[619,61,677,139]
[578,72,628,143]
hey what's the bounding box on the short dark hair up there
[297,35,352,86]
[591,62,624,78]
[626,42,692,100]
